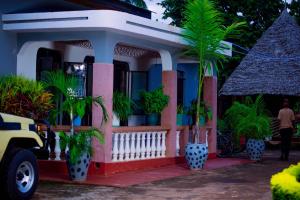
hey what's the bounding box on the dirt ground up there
[33,150,300,200]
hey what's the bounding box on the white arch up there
[159,50,176,71]
[17,41,54,80]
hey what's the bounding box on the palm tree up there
[182,0,244,142]
[121,0,147,9]
[42,70,108,136]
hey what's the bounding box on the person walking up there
[277,98,295,161]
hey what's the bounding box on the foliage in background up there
[0,75,53,120]
[187,100,212,122]
[177,104,185,114]
[113,91,134,121]
[225,95,272,140]
[182,0,244,130]
[121,0,147,9]
[160,0,289,48]
[59,128,104,165]
[271,163,300,200]
[293,102,300,114]
[160,0,299,87]
[140,87,169,114]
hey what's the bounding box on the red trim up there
[208,153,217,159]
[39,153,216,177]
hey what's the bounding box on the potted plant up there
[177,104,185,126]
[225,95,272,161]
[59,128,103,181]
[182,0,244,169]
[43,70,108,181]
[113,91,133,126]
[140,87,169,126]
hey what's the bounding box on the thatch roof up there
[220,10,300,96]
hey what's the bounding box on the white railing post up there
[124,133,130,161]
[54,132,61,161]
[161,131,167,157]
[135,132,141,160]
[130,133,136,160]
[119,134,125,161]
[112,133,119,161]
[151,132,157,158]
[156,132,162,157]
[141,132,146,159]
[176,131,180,156]
[146,132,151,159]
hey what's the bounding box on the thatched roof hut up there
[220,10,300,96]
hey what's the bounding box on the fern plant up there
[225,95,272,140]
[113,91,133,121]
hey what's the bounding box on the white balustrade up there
[176,131,181,156]
[161,131,167,157]
[112,130,168,162]
[112,133,119,161]
[124,134,130,161]
[54,132,61,160]
[119,134,125,161]
[140,133,146,159]
[130,133,136,160]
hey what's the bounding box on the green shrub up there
[224,95,271,140]
[140,87,169,114]
[271,163,300,200]
[0,75,54,120]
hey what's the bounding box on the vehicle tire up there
[4,149,39,200]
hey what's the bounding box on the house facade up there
[0,0,229,176]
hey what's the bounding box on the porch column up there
[90,33,116,163]
[160,50,178,157]
[203,76,217,157]
[161,71,177,157]
[92,63,114,163]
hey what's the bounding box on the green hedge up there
[271,163,300,200]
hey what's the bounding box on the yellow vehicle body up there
[0,113,43,160]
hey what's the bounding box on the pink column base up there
[92,63,113,163]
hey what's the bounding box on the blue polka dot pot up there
[246,139,265,161]
[185,143,208,170]
[66,152,91,181]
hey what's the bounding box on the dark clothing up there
[280,128,293,160]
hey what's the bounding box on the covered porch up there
[2,9,218,175]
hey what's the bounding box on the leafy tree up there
[121,0,147,9]
[182,0,244,142]
[161,0,288,48]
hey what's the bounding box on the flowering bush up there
[271,163,300,200]
[0,75,54,120]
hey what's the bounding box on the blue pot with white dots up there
[246,139,265,161]
[185,143,208,170]
[66,152,91,181]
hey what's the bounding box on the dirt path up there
[33,150,299,200]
